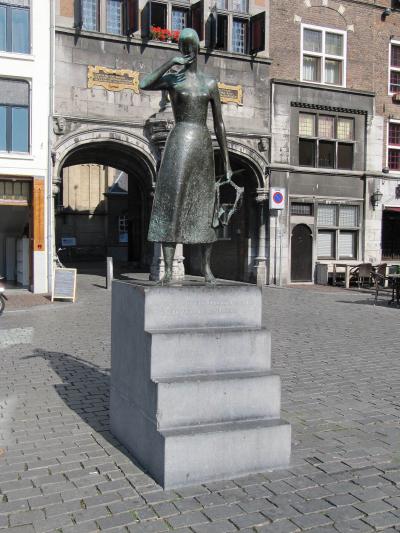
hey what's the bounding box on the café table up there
[332,264,354,288]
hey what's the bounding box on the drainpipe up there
[47,0,55,293]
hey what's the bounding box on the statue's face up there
[179,37,198,57]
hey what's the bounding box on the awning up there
[384,207,400,213]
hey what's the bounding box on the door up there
[291,224,312,282]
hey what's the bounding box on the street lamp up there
[371,189,383,210]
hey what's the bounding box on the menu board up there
[52,268,77,302]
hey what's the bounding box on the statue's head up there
[179,28,200,57]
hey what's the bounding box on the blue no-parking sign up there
[269,187,286,210]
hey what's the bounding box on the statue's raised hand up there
[171,54,195,67]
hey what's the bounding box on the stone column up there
[254,188,268,287]
[150,243,185,281]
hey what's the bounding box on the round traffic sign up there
[273,191,284,204]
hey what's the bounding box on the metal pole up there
[106,257,113,290]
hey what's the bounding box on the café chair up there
[350,263,373,288]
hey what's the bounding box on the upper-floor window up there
[0,78,29,153]
[0,0,30,54]
[301,25,346,87]
[211,0,264,55]
[80,0,137,35]
[298,112,354,170]
[150,1,191,34]
[389,41,400,94]
[388,121,400,171]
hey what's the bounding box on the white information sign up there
[269,187,286,210]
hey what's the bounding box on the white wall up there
[0,0,51,293]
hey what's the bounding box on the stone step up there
[159,418,291,488]
[149,327,271,379]
[155,370,281,429]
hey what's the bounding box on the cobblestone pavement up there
[1,275,400,532]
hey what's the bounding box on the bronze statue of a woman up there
[140,28,232,284]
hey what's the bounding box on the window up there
[82,0,98,30]
[119,214,128,243]
[80,0,138,35]
[389,41,400,94]
[298,112,354,170]
[388,122,400,171]
[210,1,265,55]
[302,25,346,86]
[150,2,189,34]
[106,0,124,34]
[291,202,313,216]
[0,78,29,153]
[317,204,359,260]
[0,1,30,54]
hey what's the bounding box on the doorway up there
[291,224,313,282]
[0,179,31,288]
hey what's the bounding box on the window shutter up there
[190,0,203,41]
[141,1,151,37]
[75,0,83,29]
[249,11,265,54]
[205,5,217,48]
[126,0,138,35]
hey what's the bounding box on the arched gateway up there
[52,127,268,282]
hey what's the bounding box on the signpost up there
[52,268,77,302]
[269,187,286,210]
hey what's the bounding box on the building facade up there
[268,0,400,285]
[0,0,51,293]
[52,0,271,283]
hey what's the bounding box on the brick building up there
[268,0,400,284]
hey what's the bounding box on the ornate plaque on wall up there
[218,83,243,105]
[88,66,140,93]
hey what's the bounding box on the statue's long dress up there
[148,77,217,244]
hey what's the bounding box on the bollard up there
[106,257,113,290]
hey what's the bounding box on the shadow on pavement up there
[23,349,144,469]
[336,298,399,308]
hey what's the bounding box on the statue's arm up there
[210,80,232,179]
[139,58,176,91]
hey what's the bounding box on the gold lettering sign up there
[88,66,139,93]
[218,82,243,106]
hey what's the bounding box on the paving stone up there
[291,514,333,530]
[230,511,269,528]
[151,502,180,518]
[96,511,137,529]
[61,521,100,533]
[354,499,395,515]
[364,512,400,530]
[333,519,374,533]
[325,494,359,507]
[325,504,364,521]
[9,510,45,527]
[167,511,209,528]
[127,519,170,533]
[191,521,237,533]
[203,504,244,521]
[0,515,8,529]
[256,520,300,533]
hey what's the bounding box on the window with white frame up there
[316,204,360,260]
[301,25,346,86]
[388,121,400,171]
[80,0,137,35]
[298,112,354,169]
[389,41,400,94]
[0,0,30,54]
[0,78,30,153]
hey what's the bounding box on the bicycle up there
[0,277,8,316]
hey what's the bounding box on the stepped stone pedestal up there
[110,280,291,489]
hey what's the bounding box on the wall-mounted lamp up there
[371,189,383,210]
[382,166,390,174]
[382,7,392,19]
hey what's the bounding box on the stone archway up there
[52,129,157,268]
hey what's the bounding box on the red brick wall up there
[269,0,400,167]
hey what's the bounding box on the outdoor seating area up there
[330,262,400,306]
